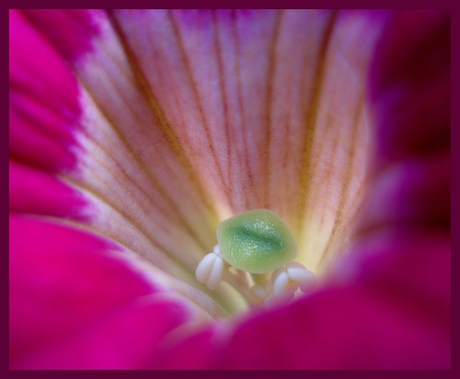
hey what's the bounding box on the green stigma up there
[217,209,298,273]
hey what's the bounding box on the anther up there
[195,245,225,290]
[270,262,317,299]
[285,262,317,294]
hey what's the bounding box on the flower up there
[9,9,450,369]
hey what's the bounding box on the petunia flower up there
[9,9,450,369]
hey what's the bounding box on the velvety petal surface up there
[145,10,451,369]
[11,9,384,316]
[107,10,384,275]
[9,10,220,369]
[10,216,214,369]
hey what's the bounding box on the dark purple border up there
[450,4,458,378]
[4,6,9,377]
[5,1,458,377]
[2,0,458,9]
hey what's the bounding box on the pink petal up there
[98,10,386,273]
[11,9,226,312]
[152,10,451,369]
[37,10,225,297]
[16,10,382,314]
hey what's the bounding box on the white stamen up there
[195,253,216,283]
[285,262,309,281]
[196,238,318,306]
[272,269,290,295]
[269,262,317,304]
[195,251,225,290]
[207,256,224,289]
[213,244,222,257]
[285,262,317,294]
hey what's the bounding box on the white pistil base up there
[195,244,317,307]
[250,281,272,298]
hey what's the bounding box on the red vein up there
[296,11,338,238]
[317,99,366,270]
[213,11,234,211]
[262,11,283,209]
[232,11,252,211]
[167,11,229,202]
[106,13,221,248]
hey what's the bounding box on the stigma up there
[195,209,317,307]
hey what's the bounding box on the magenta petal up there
[173,236,448,369]
[162,10,450,369]
[357,150,450,234]
[9,161,88,221]
[214,238,450,369]
[356,10,450,236]
[20,10,99,61]
[9,10,96,172]
[9,216,158,368]
[369,10,450,167]
[145,326,217,369]
[14,298,188,369]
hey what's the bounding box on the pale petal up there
[109,10,386,274]
[9,12,232,370]
[10,9,387,316]
[10,9,243,315]
[140,10,450,369]
[44,11,228,304]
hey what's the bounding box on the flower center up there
[70,10,383,318]
[195,209,318,308]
